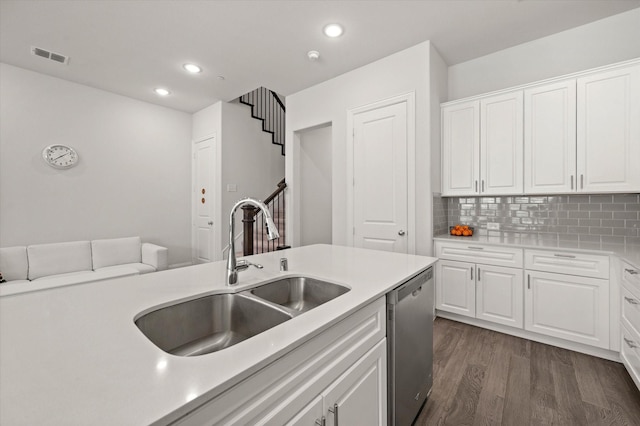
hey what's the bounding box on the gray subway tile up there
[613,227,638,237]
[601,219,625,228]
[601,236,626,244]
[579,219,601,226]
[569,195,591,203]
[558,233,579,241]
[579,204,601,211]
[569,211,591,219]
[613,194,639,203]
[590,211,613,219]
[579,234,601,243]
[627,220,640,229]
[614,211,639,220]
[589,195,613,203]
[627,203,640,211]
[567,226,590,234]
[589,227,613,235]
[602,203,627,211]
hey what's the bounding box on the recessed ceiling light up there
[323,23,343,38]
[183,63,202,73]
[154,88,170,96]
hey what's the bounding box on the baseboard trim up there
[436,310,621,363]
[168,262,193,269]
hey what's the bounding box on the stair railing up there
[239,87,285,155]
[242,178,287,255]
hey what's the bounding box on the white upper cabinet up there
[480,91,524,195]
[524,80,577,194]
[442,60,640,196]
[441,92,523,196]
[442,100,480,196]
[577,64,640,193]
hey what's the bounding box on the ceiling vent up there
[30,46,70,65]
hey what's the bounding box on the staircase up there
[242,178,287,255]
[239,87,286,155]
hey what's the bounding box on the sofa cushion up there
[92,237,141,270]
[27,241,92,280]
[0,246,29,281]
[96,263,156,275]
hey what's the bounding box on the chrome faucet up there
[227,198,280,285]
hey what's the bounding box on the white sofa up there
[0,237,167,296]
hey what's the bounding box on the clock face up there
[42,144,79,169]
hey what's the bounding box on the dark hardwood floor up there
[415,318,640,426]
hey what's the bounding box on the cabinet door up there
[436,259,475,317]
[442,100,480,196]
[577,64,640,192]
[480,91,524,195]
[524,80,577,194]
[323,340,387,426]
[476,265,523,328]
[525,270,609,349]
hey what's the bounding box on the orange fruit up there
[463,230,471,236]
[450,228,456,235]
[455,230,462,236]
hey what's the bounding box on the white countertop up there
[434,232,640,269]
[0,244,436,425]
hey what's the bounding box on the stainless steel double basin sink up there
[135,277,350,357]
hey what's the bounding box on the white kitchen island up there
[0,244,436,425]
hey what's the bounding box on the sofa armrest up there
[141,243,168,271]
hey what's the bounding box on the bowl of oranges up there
[450,224,474,237]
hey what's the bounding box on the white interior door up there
[352,100,408,253]
[193,137,216,263]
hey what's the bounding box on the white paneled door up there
[193,137,216,263]
[352,99,408,254]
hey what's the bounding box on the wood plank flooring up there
[415,318,640,426]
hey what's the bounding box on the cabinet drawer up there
[435,241,523,268]
[623,286,640,337]
[621,324,640,391]
[623,262,640,296]
[524,249,609,279]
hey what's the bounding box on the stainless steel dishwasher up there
[387,267,434,426]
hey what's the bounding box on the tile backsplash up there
[445,194,640,246]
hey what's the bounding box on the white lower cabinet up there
[524,270,609,349]
[435,240,615,353]
[173,298,387,426]
[288,340,386,426]
[621,261,640,390]
[436,259,523,328]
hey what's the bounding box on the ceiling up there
[1,0,639,113]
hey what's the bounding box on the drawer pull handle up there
[471,267,474,281]
[625,269,639,276]
[624,338,638,349]
[554,254,576,259]
[528,274,531,289]
[475,180,478,193]
[328,404,339,426]
[467,247,485,250]
[625,297,639,305]
[570,175,574,190]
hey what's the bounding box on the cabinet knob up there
[625,296,639,305]
[624,337,638,349]
[398,230,405,236]
[207,221,213,226]
[625,269,639,276]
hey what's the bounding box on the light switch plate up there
[227,184,237,192]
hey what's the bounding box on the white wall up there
[0,63,193,266]
[286,40,448,256]
[299,124,332,246]
[449,9,640,100]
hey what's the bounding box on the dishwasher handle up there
[389,267,432,304]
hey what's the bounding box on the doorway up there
[298,124,333,246]
[192,136,218,263]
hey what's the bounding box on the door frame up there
[191,134,222,263]
[346,92,416,254]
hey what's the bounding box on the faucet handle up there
[280,258,288,272]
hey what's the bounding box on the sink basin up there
[249,277,350,313]
[135,293,292,356]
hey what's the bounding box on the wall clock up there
[42,144,79,169]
